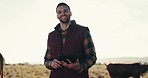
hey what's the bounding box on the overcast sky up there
[0,0,148,64]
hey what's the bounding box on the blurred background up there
[0,0,148,64]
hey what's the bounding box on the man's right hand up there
[51,59,62,69]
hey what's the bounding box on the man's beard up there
[59,16,70,23]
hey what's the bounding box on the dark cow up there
[141,64,148,77]
[107,63,141,78]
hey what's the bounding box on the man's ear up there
[70,12,72,16]
[56,14,58,19]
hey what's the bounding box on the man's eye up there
[64,10,68,12]
[57,11,61,14]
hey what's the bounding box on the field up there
[3,63,148,78]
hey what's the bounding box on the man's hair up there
[56,2,71,12]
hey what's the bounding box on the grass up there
[3,63,148,78]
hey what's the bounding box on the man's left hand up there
[61,59,80,71]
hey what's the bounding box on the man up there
[0,53,4,78]
[44,2,97,78]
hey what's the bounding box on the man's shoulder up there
[75,24,89,32]
[48,30,57,36]
[71,20,89,31]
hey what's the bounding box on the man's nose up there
[61,11,66,15]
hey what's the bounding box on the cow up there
[106,63,141,78]
[0,53,4,78]
[141,64,148,77]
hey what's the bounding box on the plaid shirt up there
[44,28,97,73]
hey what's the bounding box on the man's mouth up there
[61,15,67,18]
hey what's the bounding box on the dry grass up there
[3,63,148,78]
[4,64,50,78]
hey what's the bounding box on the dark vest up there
[48,21,89,78]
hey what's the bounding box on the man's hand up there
[61,59,80,71]
[51,59,62,69]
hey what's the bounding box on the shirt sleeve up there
[44,40,54,70]
[78,31,97,73]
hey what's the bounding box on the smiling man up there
[44,2,97,78]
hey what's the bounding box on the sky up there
[0,0,148,64]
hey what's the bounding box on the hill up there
[97,57,148,64]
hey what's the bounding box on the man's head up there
[56,2,72,23]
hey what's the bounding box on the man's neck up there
[60,21,71,31]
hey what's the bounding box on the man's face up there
[56,5,72,23]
